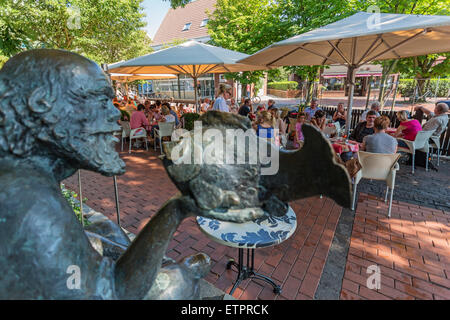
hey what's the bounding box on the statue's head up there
[0,49,125,177]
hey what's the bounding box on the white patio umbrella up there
[108,40,267,111]
[239,12,450,136]
[109,73,177,81]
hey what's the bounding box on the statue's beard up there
[69,132,126,176]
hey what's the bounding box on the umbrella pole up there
[193,76,198,113]
[345,66,356,139]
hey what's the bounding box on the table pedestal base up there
[227,248,281,295]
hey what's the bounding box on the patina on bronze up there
[0,49,351,300]
[0,49,259,300]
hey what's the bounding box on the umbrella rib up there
[327,41,352,65]
[351,37,357,65]
[300,46,342,64]
[356,35,382,66]
[322,39,342,65]
[202,64,221,75]
[166,65,184,74]
[361,29,428,64]
[266,46,303,66]
[380,37,401,59]
[176,65,191,75]
[223,65,231,73]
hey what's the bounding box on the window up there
[182,23,191,31]
[200,19,208,27]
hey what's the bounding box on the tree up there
[0,0,152,65]
[350,0,450,104]
[207,0,352,102]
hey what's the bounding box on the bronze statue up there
[0,49,351,300]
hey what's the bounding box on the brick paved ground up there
[63,145,450,300]
[341,194,450,300]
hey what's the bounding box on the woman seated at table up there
[361,116,397,154]
[393,110,422,147]
[161,104,176,123]
[254,111,275,140]
[332,103,347,127]
[310,109,326,131]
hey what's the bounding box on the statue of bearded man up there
[0,50,218,299]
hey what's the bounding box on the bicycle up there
[252,95,261,104]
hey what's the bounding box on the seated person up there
[130,104,149,130]
[394,110,422,147]
[360,101,381,122]
[349,110,377,143]
[415,103,449,139]
[361,116,397,154]
[254,111,275,139]
[310,109,326,131]
[304,97,322,121]
[238,99,252,117]
[169,105,180,126]
[161,104,176,123]
[295,112,306,143]
[200,98,210,113]
[332,102,347,127]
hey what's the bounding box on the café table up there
[329,137,359,155]
[196,207,297,295]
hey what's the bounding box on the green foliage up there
[267,81,299,91]
[60,184,90,226]
[120,110,131,122]
[351,0,450,101]
[181,112,200,131]
[0,0,152,64]
[207,0,351,100]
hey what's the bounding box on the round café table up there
[196,207,297,295]
[330,137,359,155]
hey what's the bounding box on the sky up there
[142,0,172,39]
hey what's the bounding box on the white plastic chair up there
[429,135,441,166]
[120,121,131,152]
[154,122,175,154]
[397,130,434,174]
[129,127,148,153]
[352,151,401,218]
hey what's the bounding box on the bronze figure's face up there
[0,49,125,177]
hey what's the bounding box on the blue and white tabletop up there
[196,207,297,249]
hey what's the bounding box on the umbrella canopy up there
[109,40,266,110]
[108,40,265,76]
[110,73,177,82]
[239,12,450,136]
[239,12,450,67]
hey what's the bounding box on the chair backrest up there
[413,130,434,149]
[358,151,401,180]
[158,122,175,137]
[121,121,131,137]
[130,127,146,138]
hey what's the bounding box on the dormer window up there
[182,23,191,31]
[200,19,208,27]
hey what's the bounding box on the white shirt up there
[212,96,229,112]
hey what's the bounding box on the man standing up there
[304,98,322,121]
[212,84,231,112]
[267,99,276,110]
[361,101,381,122]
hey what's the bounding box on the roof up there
[152,0,216,46]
